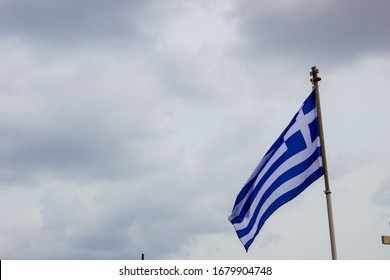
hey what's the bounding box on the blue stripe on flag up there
[228,90,324,251]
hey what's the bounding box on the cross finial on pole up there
[310,66,322,89]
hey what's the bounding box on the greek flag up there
[228,90,324,251]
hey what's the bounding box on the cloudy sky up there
[1,0,389,260]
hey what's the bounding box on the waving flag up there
[228,90,324,251]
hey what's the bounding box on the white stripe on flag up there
[239,160,323,245]
[232,138,321,231]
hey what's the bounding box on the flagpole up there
[310,66,338,260]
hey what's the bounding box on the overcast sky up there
[1,0,389,260]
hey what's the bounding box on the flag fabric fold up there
[228,90,324,251]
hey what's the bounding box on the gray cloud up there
[0,74,154,184]
[232,0,390,67]
[0,0,151,46]
[373,179,390,207]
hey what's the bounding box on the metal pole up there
[310,66,338,260]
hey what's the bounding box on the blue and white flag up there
[228,90,324,251]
